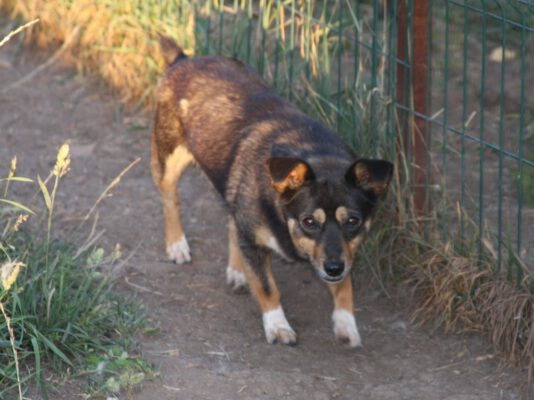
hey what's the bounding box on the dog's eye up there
[301,216,318,229]
[345,216,362,229]
[347,216,361,226]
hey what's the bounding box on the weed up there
[85,345,154,396]
[0,145,149,399]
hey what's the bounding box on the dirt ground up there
[0,46,530,399]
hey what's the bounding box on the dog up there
[151,36,393,347]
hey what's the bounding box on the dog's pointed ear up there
[267,157,312,193]
[346,159,393,195]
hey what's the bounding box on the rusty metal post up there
[396,0,430,215]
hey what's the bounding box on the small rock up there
[390,320,407,332]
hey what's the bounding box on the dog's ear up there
[346,159,393,195]
[267,157,312,193]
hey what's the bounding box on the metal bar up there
[245,0,252,63]
[396,0,408,171]
[353,0,360,86]
[231,0,239,58]
[439,0,451,237]
[305,0,311,80]
[353,0,361,149]
[218,0,225,55]
[496,2,507,273]
[288,0,296,101]
[258,0,266,76]
[460,0,470,250]
[412,0,430,215]
[205,0,212,54]
[394,103,534,168]
[386,0,397,151]
[336,0,343,133]
[448,0,534,32]
[441,0,450,210]
[478,1,488,263]
[516,11,527,271]
[424,0,433,216]
[397,0,429,216]
[274,0,281,88]
[371,0,379,146]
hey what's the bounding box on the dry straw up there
[4,0,195,108]
[405,234,534,383]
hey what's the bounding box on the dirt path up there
[0,48,528,399]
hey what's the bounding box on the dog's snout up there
[324,261,344,277]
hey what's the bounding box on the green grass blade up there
[37,176,52,212]
[0,199,34,214]
[0,177,33,183]
[31,336,49,400]
[33,328,73,367]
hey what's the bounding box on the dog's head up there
[268,156,393,283]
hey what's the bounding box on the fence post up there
[396,0,430,216]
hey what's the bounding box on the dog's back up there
[153,52,356,199]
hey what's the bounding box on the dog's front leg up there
[240,244,297,345]
[328,276,362,347]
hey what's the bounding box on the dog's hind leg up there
[158,145,194,263]
[327,277,362,347]
[151,85,194,264]
[226,218,248,293]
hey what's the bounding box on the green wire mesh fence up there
[192,0,533,285]
[428,1,533,283]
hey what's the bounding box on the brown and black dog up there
[151,37,393,347]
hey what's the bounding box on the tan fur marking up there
[328,276,353,312]
[157,83,174,103]
[354,163,389,194]
[254,227,289,258]
[179,99,189,117]
[335,207,348,224]
[287,218,320,263]
[242,253,281,312]
[162,146,194,187]
[339,234,364,267]
[354,162,370,185]
[150,131,161,185]
[313,241,327,267]
[272,162,308,193]
[228,219,245,275]
[254,226,272,247]
[365,218,372,232]
[348,235,364,258]
[158,145,195,248]
[313,208,326,225]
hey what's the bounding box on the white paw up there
[226,265,247,292]
[332,309,362,347]
[262,307,297,345]
[166,236,191,264]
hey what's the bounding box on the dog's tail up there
[158,33,188,68]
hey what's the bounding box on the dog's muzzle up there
[317,260,346,283]
[324,261,344,277]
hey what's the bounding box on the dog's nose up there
[324,261,344,277]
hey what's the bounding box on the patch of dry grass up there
[3,0,195,107]
[403,231,533,382]
[364,158,534,383]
